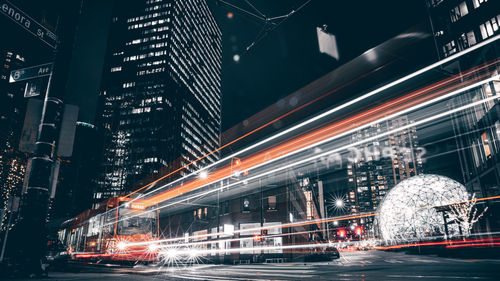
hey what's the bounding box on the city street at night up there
[10,251,500,280]
[1,0,500,279]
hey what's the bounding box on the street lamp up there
[199,170,208,179]
[117,241,127,251]
[335,199,344,208]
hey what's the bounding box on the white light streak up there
[106,75,498,229]
[116,35,500,211]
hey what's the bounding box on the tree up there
[449,194,488,236]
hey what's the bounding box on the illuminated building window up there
[481,132,492,159]
[450,2,468,23]
[459,31,477,48]
[267,196,277,211]
[479,16,499,40]
[472,0,487,9]
[442,40,457,56]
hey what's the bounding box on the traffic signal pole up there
[9,1,81,276]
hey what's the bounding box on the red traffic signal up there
[355,226,363,235]
[253,234,262,241]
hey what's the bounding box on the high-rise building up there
[95,0,222,201]
[345,116,423,228]
[426,0,499,59]
[426,0,500,230]
[0,50,27,231]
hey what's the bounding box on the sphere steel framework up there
[375,174,469,242]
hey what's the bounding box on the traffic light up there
[355,226,363,236]
[231,157,241,179]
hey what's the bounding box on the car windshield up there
[117,210,155,236]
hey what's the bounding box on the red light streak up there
[446,242,500,248]
[132,66,498,208]
[375,237,500,250]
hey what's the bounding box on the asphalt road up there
[7,250,500,280]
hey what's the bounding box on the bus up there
[58,197,159,262]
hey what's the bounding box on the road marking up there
[387,275,486,279]
[175,273,247,280]
[384,259,403,263]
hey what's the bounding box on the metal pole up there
[0,211,13,262]
[216,184,220,264]
[10,1,81,275]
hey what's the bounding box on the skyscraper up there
[426,0,500,230]
[426,0,499,59]
[0,50,27,231]
[95,0,222,201]
[345,116,423,228]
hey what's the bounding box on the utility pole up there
[8,0,81,276]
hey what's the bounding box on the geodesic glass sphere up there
[375,174,468,242]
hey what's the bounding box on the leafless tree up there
[449,194,488,236]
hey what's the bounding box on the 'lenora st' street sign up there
[0,0,57,49]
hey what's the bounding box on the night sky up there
[207,0,428,130]
[2,0,429,130]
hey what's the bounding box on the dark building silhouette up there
[0,50,27,231]
[49,122,103,225]
[95,0,222,201]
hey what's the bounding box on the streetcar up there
[58,197,159,261]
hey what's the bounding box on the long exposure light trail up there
[103,83,500,229]
[125,212,377,247]
[123,195,500,250]
[127,72,500,209]
[119,35,500,208]
[123,56,390,199]
[376,238,500,250]
[86,237,500,261]
[130,65,499,210]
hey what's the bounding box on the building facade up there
[426,0,499,58]
[158,170,324,263]
[345,116,423,230]
[427,0,500,231]
[95,0,222,201]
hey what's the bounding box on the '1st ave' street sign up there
[0,0,57,49]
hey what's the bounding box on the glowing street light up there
[117,241,127,251]
[166,249,178,259]
[199,170,208,179]
[148,243,158,252]
[335,199,344,208]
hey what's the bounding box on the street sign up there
[24,78,43,98]
[317,27,339,60]
[9,63,53,83]
[19,101,79,158]
[0,0,57,49]
[19,98,43,153]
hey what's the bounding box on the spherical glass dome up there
[375,174,469,242]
